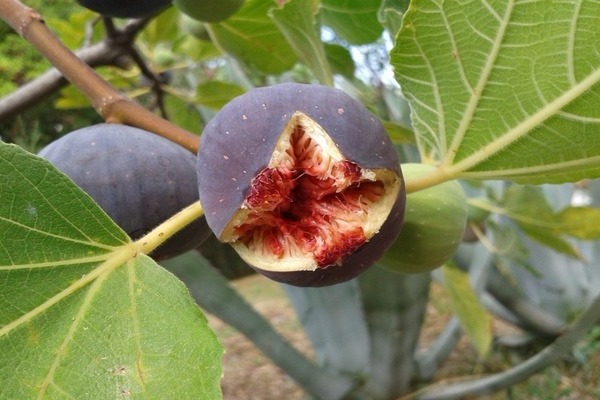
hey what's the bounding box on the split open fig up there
[197,83,405,287]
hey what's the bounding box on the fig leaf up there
[269,0,333,85]
[393,0,600,184]
[207,0,297,74]
[0,143,222,399]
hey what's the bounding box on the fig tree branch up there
[412,289,600,399]
[101,16,169,119]
[0,17,150,121]
[0,0,200,153]
[0,41,122,120]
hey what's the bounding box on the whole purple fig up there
[77,0,172,19]
[38,123,210,260]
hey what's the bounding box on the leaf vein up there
[37,272,109,399]
[452,67,600,174]
[0,215,118,251]
[444,0,516,165]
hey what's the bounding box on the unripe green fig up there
[174,0,243,23]
[379,163,467,274]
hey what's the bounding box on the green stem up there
[134,202,204,256]
[404,166,454,194]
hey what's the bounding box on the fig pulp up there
[197,83,405,286]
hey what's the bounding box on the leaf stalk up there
[135,202,204,257]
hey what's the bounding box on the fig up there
[174,0,243,23]
[197,83,405,287]
[77,0,172,19]
[38,123,210,260]
[379,163,468,274]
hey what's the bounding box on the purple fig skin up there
[77,0,172,19]
[197,83,405,286]
[38,123,211,260]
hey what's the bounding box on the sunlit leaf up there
[45,10,102,49]
[195,80,246,109]
[392,0,600,184]
[0,143,223,399]
[556,207,600,240]
[324,43,355,79]
[207,0,297,74]
[320,0,383,45]
[141,7,181,45]
[442,263,492,358]
[164,94,203,133]
[269,0,333,85]
[175,35,221,61]
[55,85,93,109]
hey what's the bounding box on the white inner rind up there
[222,112,402,272]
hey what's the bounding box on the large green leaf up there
[141,7,181,46]
[194,80,246,109]
[556,206,600,239]
[164,94,204,133]
[392,0,600,184]
[320,0,384,45]
[207,0,297,74]
[0,143,222,399]
[324,43,355,79]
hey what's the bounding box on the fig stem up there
[404,166,453,194]
[0,0,200,153]
[135,202,205,257]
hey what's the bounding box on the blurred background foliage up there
[0,0,101,152]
